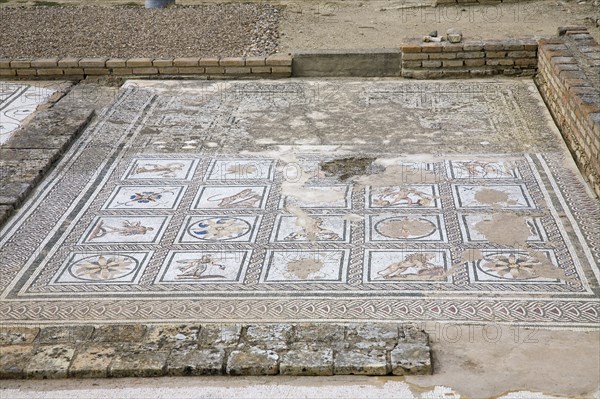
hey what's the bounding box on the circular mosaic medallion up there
[68,254,138,281]
[477,252,541,280]
[188,217,251,241]
[374,217,437,240]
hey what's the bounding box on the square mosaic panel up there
[364,249,451,283]
[452,184,536,210]
[459,214,547,243]
[103,185,187,210]
[176,216,261,244]
[367,214,447,243]
[270,215,349,243]
[366,185,441,209]
[261,250,350,283]
[192,185,270,210]
[51,252,152,285]
[122,158,199,180]
[155,250,251,284]
[79,216,171,244]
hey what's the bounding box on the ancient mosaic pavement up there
[0,82,56,145]
[0,80,598,328]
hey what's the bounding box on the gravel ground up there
[0,4,281,58]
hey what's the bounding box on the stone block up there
[390,343,432,375]
[271,66,292,74]
[225,67,251,74]
[106,59,127,68]
[69,343,118,378]
[109,348,169,378]
[220,57,245,66]
[204,67,225,74]
[198,324,242,349]
[178,67,205,74]
[421,44,443,53]
[402,61,422,68]
[112,68,133,75]
[199,57,220,66]
[443,60,464,67]
[333,350,389,375]
[173,57,200,67]
[245,56,266,66]
[167,348,225,376]
[143,325,200,351]
[0,59,11,68]
[0,182,31,206]
[31,58,59,68]
[280,349,333,376]
[0,69,16,76]
[126,58,154,67]
[266,54,293,66]
[226,347,279,375]
[92,324,146,343]
[465,59,486,67]
[403,53,428,60]
[400,43,422,53]
[428,52,457,60]
[10,60,31,68]
[346,324,399,350]
[486,59,514,66]
[158,67,179,74]
[442,44,463,52]
[0,205,14,224]
[245,324,293,350]
[84,68,110,75]
[293,323,346,349]
[251,66,272,74]
[507,51,537,58]
[152,59,174,67]
[486,51,507,58]
[36,68,64,76]
[0,345,34,379]
[457,51,485,59]
[79,58,107,68]
[422,60,442,68]
[0,327,39,346]
[38,326,94,345]
[16,69,37,76]
[514,58,538,67]
[25,345,76,379]
[57,58,80,68]
[63,68,85,75]
[132,67,159,75]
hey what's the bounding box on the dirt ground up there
[1,0,599,51]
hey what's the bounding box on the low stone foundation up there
[536,27,600,198]
[0,55,292,80]
[0,323,432,379]
[399,38,538,79]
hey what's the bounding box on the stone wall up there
[536,27,600,198]
[0,55,292,79]
[399,38,538,78]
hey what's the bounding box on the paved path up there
[0,78,598,328]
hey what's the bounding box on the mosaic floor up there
[0,82,57,145]
[0,79,598,327]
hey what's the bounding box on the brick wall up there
[536,27,600,198]
[0,55,292,79]
[400,39,538,79]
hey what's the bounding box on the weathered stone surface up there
[400,324,429,345]
[198,324,241,349]
[167,348,225,376]
[226,347,279,375]
[390,343,432,375]
[0,182,30,206]
[346,323,399,350]
[0,327,39,346]
[333,350,389,375]
[25,345,76,379]
[245,324,292,350]
[292,323,346,350]
[38,326,94,345]
[92,324,146,343]
[109,348,168,378]
[280,349,333,376]
[0,205,13,224]
[0,345,34,379]
[69,343,118,378]
[143,325,200,350]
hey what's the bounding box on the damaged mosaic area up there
[0,80,598,327]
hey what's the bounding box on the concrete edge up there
[0,323,432,379]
